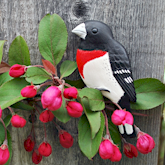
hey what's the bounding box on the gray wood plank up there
[0,0,164,164]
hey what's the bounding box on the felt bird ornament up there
[72,20,136,138]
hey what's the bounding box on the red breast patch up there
[76,49,107,78]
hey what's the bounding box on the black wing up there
[108,40,136,102]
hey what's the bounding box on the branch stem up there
[52,120,62,132]
[8,107,15,115]
[43,123,47,142]
[39,81,52,88]
[31,65,44,68]
[64,83,72,88]
[105,105,115,111]
[102,110,111,139]
[112,102,122,110]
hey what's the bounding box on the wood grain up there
[0,0,164,164]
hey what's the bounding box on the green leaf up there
[4,115,12,127]
[0,40,6,63]
[78,88,105,111]
[0,122,5,145]
[38,14,68,65]
[78,113,105,160]
[5,131,12,165]
[131,78,165,110]
[8,36,31,66]
[11,101,33,111]
[0,78,30,110]
[81,98,101,139]
[25,67,51,84]
[0,72,13,86]
[108,120,121,150]
[65,79,85,89]
[52,97,71,123]
[60,60,77,78]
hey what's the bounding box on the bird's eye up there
[92,28,98,34]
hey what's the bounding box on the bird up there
[72,20,136,138]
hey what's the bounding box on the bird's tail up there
[117,94,136,138]
[118,124,136,138]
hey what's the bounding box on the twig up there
[102,110,111,139]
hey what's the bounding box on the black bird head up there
[72,20,114,50]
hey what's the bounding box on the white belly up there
[82,52,124,103]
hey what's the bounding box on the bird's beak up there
[72,23,87,40]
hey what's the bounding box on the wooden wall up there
[0,0,165,164]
